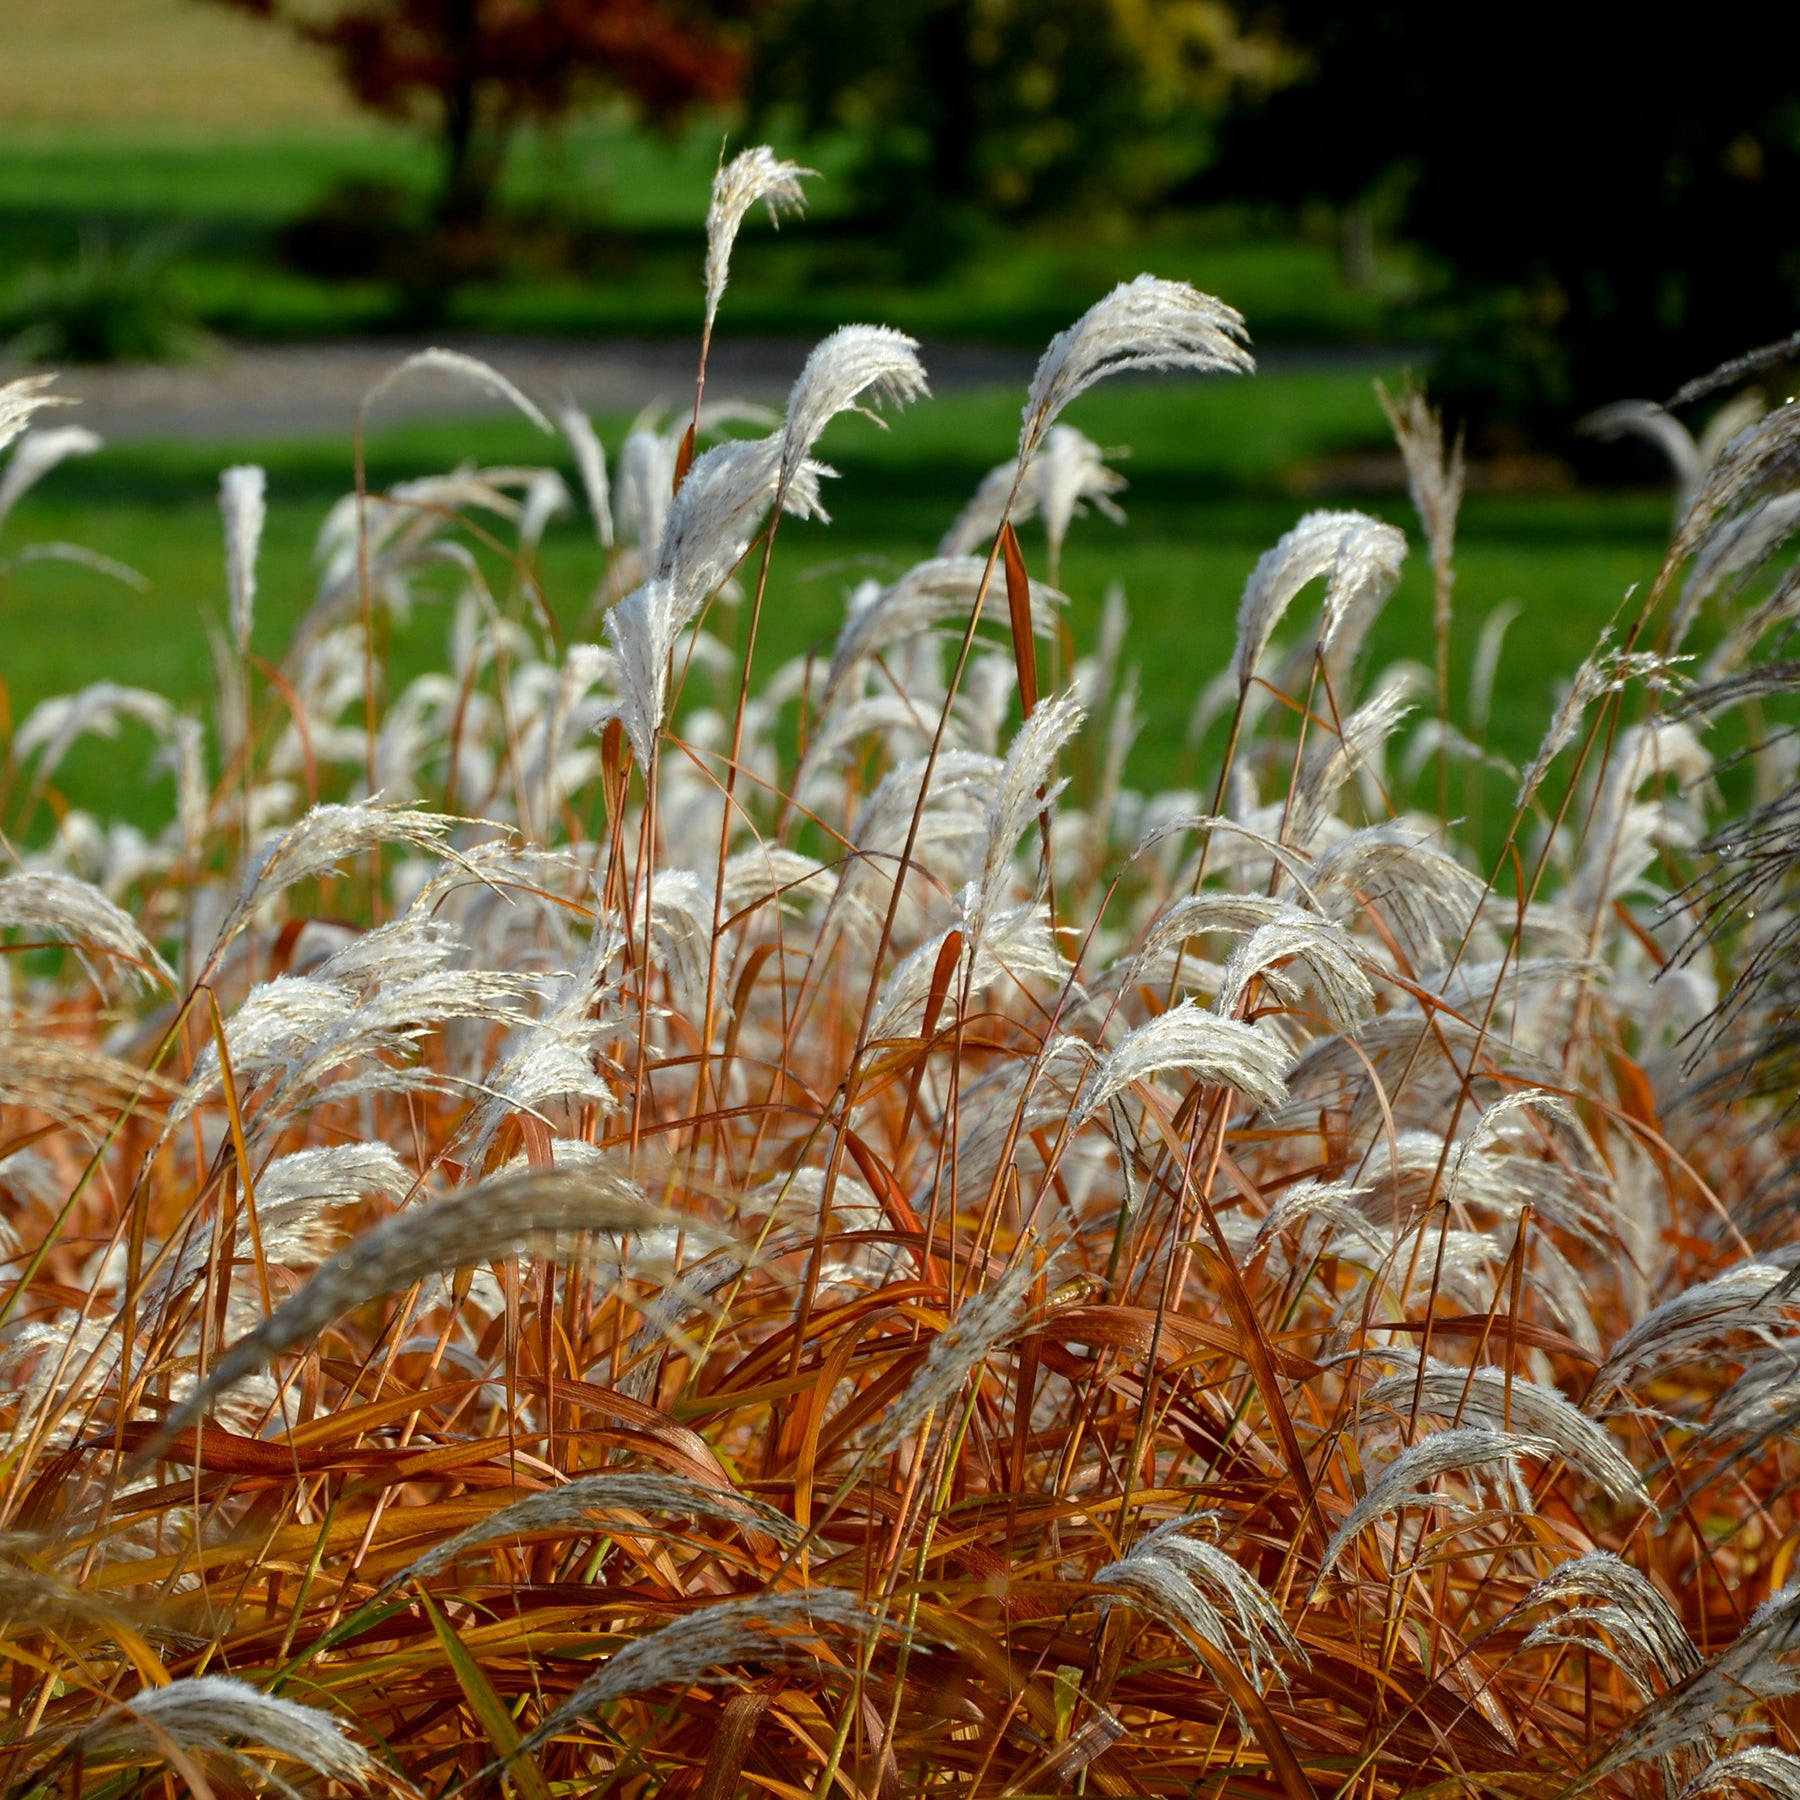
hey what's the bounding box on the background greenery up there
[0,0,1691,843]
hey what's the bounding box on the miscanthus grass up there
[2,156,1799,1800]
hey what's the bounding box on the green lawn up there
[2,363,1671,841]
[0,118,1418,346]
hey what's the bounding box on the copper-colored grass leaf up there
[673,422,698,495]
[1001,519,1039,716]
[695,1676,786,1800]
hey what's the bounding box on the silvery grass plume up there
[1105,890,1298,993]
[0,373,68,461]
[1516,634,1692,812]
[1033,424,1128,572]
[822,557,1064,707]
[848,1254,1041,1483]
[1589,1262,1800,1406]
[517,466,571,557]
[0,870,174,996]
[938,425,1126,564]
[1573,717,1711,918]
[1070,1000,1291,1127]
[361,346,552,434]
[608,330,926,764]
[460,919,625,1168]
[383,1471,804,1600]
[511,1588,879,1762]
[870,902,1067,1042]
[1442,1087,1579,1206]
[1516,1551,1702,1699]
[1211,911,1372,1031]
[606,448,797,760]
[1252,1178,1385,1257]
[557,401,613,547]
[70,1675,378,1794]
[1094,1514,1303,1691]
[939,459,1022,557]
[1582,1585,1800,1783]
[149,1166,682,1446]
[219,463,266,655]
[613,415,679,554]
[1313,1426,1554,1586]
[150,1141,415,1296]
[0,424,102,533]
[1310,823,1487,969]
[14,681,175,783]
[703,147,814,341]
[1362,1356,1653,1511]
[254,1139,412,1220]
[0,1556,143,1643]
[179,960,527,1127]
[1682,1749,1800,1800]
[213,799,479,955]
[1684,491,1800,648]
[1019,276,1252,460]
[1285,671,1416,853]
[780,323,928,493]
[0,1026,160,1125]
[1379,379,1464,584]
[1231,510,1405,695]
[1581,391,1763,518]
[962,690,1083,955]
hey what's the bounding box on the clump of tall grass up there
[2,146,1799,1799]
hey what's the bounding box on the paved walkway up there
[19,336,1035,443]
[10,335,1414,444]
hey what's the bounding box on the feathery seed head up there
[0,373,70,464]
[73,1676,376,1788]
[781,325,928,490]
[1075,1001,1290,1125]
[704,147,815,336]
[0,424,102,533]
[1315,1427,1553,1585]
[156,1165,679,1441]
[1021,277,1252,459]
[362,346,551,432]
[219,463,267,654]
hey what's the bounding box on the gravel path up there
[10,335,1412,444]
[19,336,1037,443]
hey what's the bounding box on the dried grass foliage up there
[2,154,1799,1800]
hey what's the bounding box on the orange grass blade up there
[1001,520,1039,717]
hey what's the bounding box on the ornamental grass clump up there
[3,148,1800,1800]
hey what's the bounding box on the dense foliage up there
[216,0,751,227]
[751,0,1291,265]
[1211,2,1800,426]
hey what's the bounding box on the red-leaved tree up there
[219,0,749,227]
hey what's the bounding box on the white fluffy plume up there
[1315,1427,1551,1583]
[1073,1001,1290,1124]
[703,147,814,337]
[73,1675,375,1788]
[219,463,267,654]
[0,424,102,532]
[1020,276,1252,456]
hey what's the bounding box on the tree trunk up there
[437,0,490,229]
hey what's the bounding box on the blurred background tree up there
[749,0,1294,271]
[1207,1,1800,431]
[212,0,753,231]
